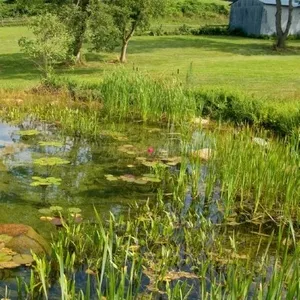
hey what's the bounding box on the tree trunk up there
[119,26,136,63]
[120,40,129,63]
[275,0,293,49]
[69,0,90,65]
[71,19,87,64]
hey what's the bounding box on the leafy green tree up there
[12,0,90,64]
[90,0,167,63]
[54,0,90,64]
[19,13,72,78]
[87,1,121,54]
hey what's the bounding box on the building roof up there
[259,0,300,7]
[231,0,300,6]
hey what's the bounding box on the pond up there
[0,120,187,226]
[0,117,298,299]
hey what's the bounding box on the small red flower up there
[147,147,154,155]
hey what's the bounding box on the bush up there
[192,25,229,36]
[19,13,73,78]
[167,0,229,18]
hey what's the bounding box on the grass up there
[1,26,300,103]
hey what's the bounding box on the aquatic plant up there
[30,176,62,187]
[38,141,64,147]
[16,129,40,136]
[33,157,70,166]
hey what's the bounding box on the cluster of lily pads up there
[10,130,80,226]
[38,206,82,226]
[106,143,182,184]
[0,235,34,269]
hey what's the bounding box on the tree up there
[15,0,91,64]
[91,0,167,63]
[55,0,90,64]
[19,13,72,78]
[275,0,293,49]
[88,1,120,53]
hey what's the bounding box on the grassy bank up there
[0,70,299,140]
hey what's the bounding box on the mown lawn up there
[1,26,300,102]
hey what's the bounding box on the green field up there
[1,26,300,102]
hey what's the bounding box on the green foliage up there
[87,1,120,52]
[18,13,73,78]
[0,0,46,18]
[33,157,70,166]
[38,141,63,147]
[90,0,168,61]
[30,176,62,186]
[17,129,40,136]
[168,0,229,18]
[54,1,90,61]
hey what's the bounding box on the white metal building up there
[229,0,300,36]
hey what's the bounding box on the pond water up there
[0,120,186,228]
[0,119,188,292]
[1,118,288,298]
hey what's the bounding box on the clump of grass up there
[97,70,198,123]
[192,88,300,138]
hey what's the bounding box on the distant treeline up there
[0,0,229,19]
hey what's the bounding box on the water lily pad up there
[16,129,40,136]
[134,179,148,185]
[136,157,146,161]
[142,177,161,183]
[68,207,82,214]
[105,174,119,182]
[40,216,53,221]
[38,208,52,215]
[39,141,64,147]
[166,156,181,163]
[31,176,62,186]
[142,173,157,178]
[114,136,128,142]
[166,161,181,166]
[34,157,70,166]
[148,128,161,133]
[125,150,136,155]
[50,206,63,212]
[120,175,136,183]
[142,161,158,167]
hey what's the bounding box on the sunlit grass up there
[1,26,300,102]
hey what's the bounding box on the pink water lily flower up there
[147,147,154,155]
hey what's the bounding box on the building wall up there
[230,0,300,36]
[261,5,300,35]
[229,0,264,35]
